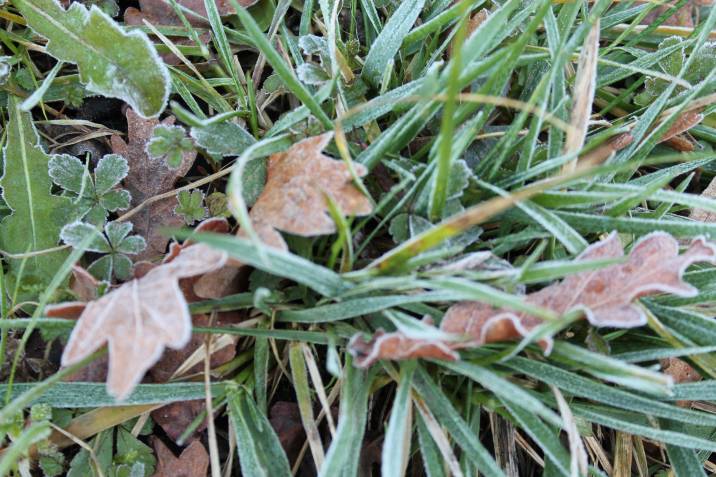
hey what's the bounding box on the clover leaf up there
[49,153,131,226]
[61,221,146,281]
[146,124,195,169]
[174,190,207,225]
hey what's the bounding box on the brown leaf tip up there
[349,330,459,368]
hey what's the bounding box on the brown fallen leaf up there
[124,0,212,65]
[248,132,373,249]
[349,232,716,367]
[194,133,374,299]
[691,171,716,222]
[639,0,713,27]
[61,243,227,399]
[270,401,306,464]
[661,357,702,384]
[112,108,196,261]
[662,357,702,407]
[125,0,259,26]
[152,438,209,477]
[191,220,284,299]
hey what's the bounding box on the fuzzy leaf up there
[61,243,227,398]
[0,96,72,297]
[190,121,256,156]
[14,0,170,118]
[49,153,131,224]
[147,125,196,169]
[60,222,110,253]
[245,133,373,249]
[174,190,207,225]
[349,232,716,367]
[61,221,146,281]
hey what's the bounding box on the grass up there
[2,0,716,476]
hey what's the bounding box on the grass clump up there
[2,0,716,476]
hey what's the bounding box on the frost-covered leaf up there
[49,153,131,225]
[14,0,170,118]
[0,96,72,299]
[349,232,716,367]
[153,439,208,477]
[174,190,207,225]
[147,125,195,169]
[245,133,373,249]
[60,222,109,252]
[414,159,471,217]
[190,121,256,157]
[61,221,146,281]
[125,0,259,27]
[0,56,12,85]
[297,63,331,85]
[205,191,231,218]
[112,109,196,260]
[61,243,228,398]
[635,37,716,106]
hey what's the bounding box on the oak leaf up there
[194,133,374,299]
[247,132,373,249]
[349,232,716,367]
[152,438,208,477]
[61,243,227,399]
[111,108,196,261]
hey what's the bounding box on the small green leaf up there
[14,0,170,118]
[146,124,195,169]
[174,190,207,225]
[114,426,155,475]
[190,121,256,157]
[206,191,231,218]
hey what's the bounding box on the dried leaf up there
[111,108,196,261]
[61,243,227,399]
[125,0,258,27]
[661,357,701,384]
[691,176,716,222]
[639,0,713,27]
[195,133,373,300]
[152,438,208,477]
[350,232,716,367]
[654,110,703,152]
[563,18,600,172]
[269,401,306,462]
[247,132,373,249]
